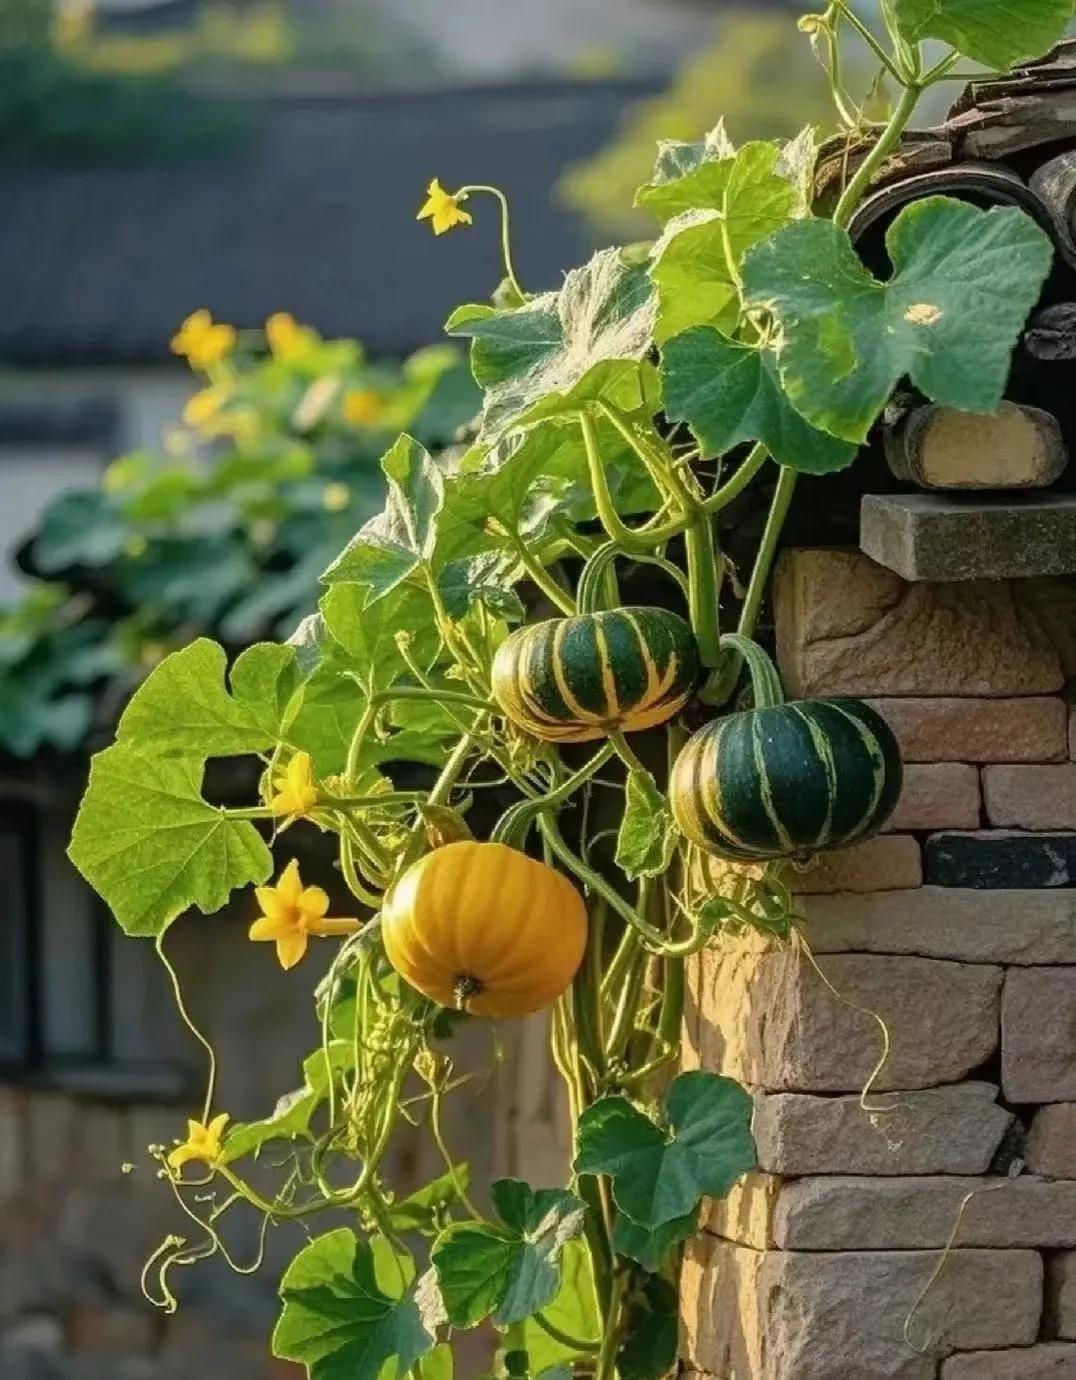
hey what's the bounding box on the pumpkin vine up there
[69,3,1065,1377]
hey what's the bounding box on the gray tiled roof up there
[0,79,658,365]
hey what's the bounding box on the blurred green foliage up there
[0,317,479,757]
[0,0,243,165]
[560,10,840,238]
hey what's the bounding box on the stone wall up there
[681,548,1076,1380]
[0,912,565,1380]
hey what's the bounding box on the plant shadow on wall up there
[66,2,1068,1376]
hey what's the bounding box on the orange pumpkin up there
[381,841,587,1018]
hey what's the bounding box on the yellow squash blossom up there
[170,310,237,371]
[266,312,316,362]
[342,389,383,426]
[182,385,227,429]
[270,751,318,819]
[249,860,359,970]
[168,1113,229,1172]
[417,179,473,235]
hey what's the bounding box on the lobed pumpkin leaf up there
[574,1071,755,1230]
[114,637,291,758]
[743,196,1054,444]
[518,1239,601,1374]
[644,139,809,338]
[891,0,1074,70]
[273,1229,444,1380]
[661,327,856,473]
[612,1211,697,1273]
[432,1178,587,1329]
[322,435,445,595]
[616,768,679,880]
[68,744,272,938]
[319,582,443,697]
[446,250,658,438]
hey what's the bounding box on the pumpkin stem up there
[453,975,484,1011]
[718,633,785,709]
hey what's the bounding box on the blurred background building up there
[0,2,817,1376]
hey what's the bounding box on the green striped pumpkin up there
[492,608,700,744]
[670,698,903,861]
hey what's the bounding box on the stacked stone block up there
[681,548,1076,1380]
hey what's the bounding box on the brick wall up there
[681,548,1076,1380]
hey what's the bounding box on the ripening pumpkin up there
[491,607,700,744]
[381,841,588,1017]
[670,697,903,861]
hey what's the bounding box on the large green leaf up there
[319,582,442,697]
[637,130,814,227]
[438,418,658,565]
[743,197,1054,443]
[661,327,856,473]
[68,744,272,937]
[432,1179,587,1329]
[574,1072,755,1230]
[613,1212,697,1274]
[322,435,444,595]
[273,1230,443,1380]
[634,122,737,222]
[892,0,1074,69]
[114,638,291,758]
[644,134,816,341]
[446,250,658,437]
[519,1239,601,1375]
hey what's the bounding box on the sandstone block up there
[681,1237,1042,1379]
[1003,967,1076,1102]
[703,1171,779,1248]
[942,1345,1076,1378]
[1028,1104,1076,1178]
[790,834,922,894]
[1071,708,1076,760]
[803,887,1076,965]
[1048,1253,1076,1340]
[711,1174,1076,1251]
[984,765,1076,830]
[861,491,1076,582]
[925,830,1076,888]
[867,696,1068,763]
[752,1083,1013,1177]
[884,401,1068,492]
[774,548,1064,697]
[885,762,982,832]
[694,941,1001,1092]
